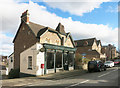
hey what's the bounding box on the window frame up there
[28,56,32,70]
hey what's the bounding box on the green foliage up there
[75,53,82,64]
[8,68,20,79]
[82,58,90,64]
[113,57,119,60]
[75,53,82,69]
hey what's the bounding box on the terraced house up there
[9,10,76,76]
[74,38,106,60]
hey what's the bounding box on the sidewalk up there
[35,69,88,80]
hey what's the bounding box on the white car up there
[104,61,114,67]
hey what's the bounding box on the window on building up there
[45,38,50,43]
[11,57,13,62]
[28,56,32,69]
[68,52,74,67]
[55,40,59,45]
[47,52,54,69]
[56,52,62,68]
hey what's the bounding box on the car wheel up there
[104,68,106,71]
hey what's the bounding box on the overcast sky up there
[0,0,119,56]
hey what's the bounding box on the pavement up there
[1,66,120,88]
[36,69,87,80]
[2,69,87,87]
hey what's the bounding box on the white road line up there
[98,69,118,78]
[65,80,89,88]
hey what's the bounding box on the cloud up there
[0,0,118,55]
[0,33,13,56]
[43,0,111,16]
[106,6,118,13]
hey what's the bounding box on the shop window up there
[68,53,74,67]
[47,52,54,69]
[28,56,32,69]
[56,52,62,68]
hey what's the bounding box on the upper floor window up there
[45,38,50,43]
[84,41,88,46]
[11,57,13,62]
[55,40,59,45]
[28,56,32,70]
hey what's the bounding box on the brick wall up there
[14,22,38,69]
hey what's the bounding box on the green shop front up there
[43,43,76,74]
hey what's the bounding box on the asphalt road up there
[2,66,120,88]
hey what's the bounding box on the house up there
[8,53,14,73]
[11,10,76,76]
[102,44,117,60]
[0,56,8,75]
[74,38,106,60]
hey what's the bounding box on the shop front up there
[43,43,76,74]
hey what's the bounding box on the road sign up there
[82,53,86,56]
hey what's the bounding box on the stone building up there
[10,10,76,76]
[102,44,117,60]
[75,38,106,60]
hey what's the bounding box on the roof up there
[96,40,100,46]
[28,22,46,36]
[8,52,14,57]
[13,21,75,47]
[56,23,66,34]
[76,47,100,55]
[74,38,96,47]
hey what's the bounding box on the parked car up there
[114,59,120,65]
[104,61,114,67]
[88,60,106,72]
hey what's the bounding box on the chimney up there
[21,10,29,24]
[56,23,65,34]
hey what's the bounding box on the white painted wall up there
[20,43,45,76]
[8,53,14,73]
[36,43,44,75]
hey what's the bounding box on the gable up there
[39,30,75,48]
[92,40,98,50]
[40,31,61,45]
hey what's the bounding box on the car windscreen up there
[105,61,112,63]
[114,59,119,62]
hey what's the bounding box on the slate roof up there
[76,47,100,55]
[13,21,75,47]
[74,38,96,47]
[28,22,46,36]
[56,23,66,34]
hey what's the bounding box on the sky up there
[0,0,119,56]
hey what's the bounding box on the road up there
[2,66,120,88]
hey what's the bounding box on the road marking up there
[65,80,89,88]
[98,69,118,78]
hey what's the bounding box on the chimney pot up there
[21,10,29,24]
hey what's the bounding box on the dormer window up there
[84,41,88,46]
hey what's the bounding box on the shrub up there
[8,68,20,79]
[75,53,82,69]
[82,58,90,64]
